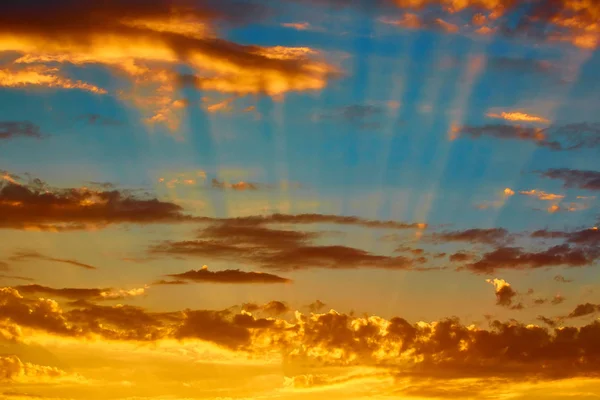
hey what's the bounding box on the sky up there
[1,0,600,399]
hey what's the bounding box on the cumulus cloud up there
[486,278,522,309]
[0,355,84,383]
[163,265,292,284]
[5,286,600,380]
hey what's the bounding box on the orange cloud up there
[0,2,339,131]
[519,190,565,201]
[486,111,550,124]
[5,285,600,381]
[486,278,522,309]
[0,66,107,94]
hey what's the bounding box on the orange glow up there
[486,111,550,123]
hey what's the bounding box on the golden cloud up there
[0,1,339,131]
[487,111,550,124]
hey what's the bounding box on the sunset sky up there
[1,0,600,399]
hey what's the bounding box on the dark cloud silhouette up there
[0,173,195,230]
[568,303,600,319]
[537,169,600,191]
[150,220,425,271]
[165,265,291,284]
[0,122,43,141]
[464,244,600,274]
[9,250,97,270]
[554,275,573,283]
[430,228,510,245]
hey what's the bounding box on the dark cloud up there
[537,316,558,328]
[455,123,600,151]
[452,124,561,150]
[211,178,259,191]
[307,300,326,313]
[0,173,195,230]
[537,168,600,191]
[316,104,385,126]
[0,122,43,141]
[464,244,600,274]
[242,301,290,315]
[486,278,525,310]
[429,228,511,245]
[568,303,600,319]
[152,279,189,285]
[13,284,105,300]
[165,265,291,284]
[9,250,96,270]
[0,275,34,282]
[554,274,573,283]
[227,213,427,230]
[150,220,424,271]
[449,252,472,262]
[5,285,600,379]
[78,114,122,126]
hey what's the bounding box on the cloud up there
[150,219,426,271]
[0,122,43,141]
[307,300,327,313]
[211,178,259,191]
[451,124,560,149]
[0,66,107,94]
[554,275,573,283]
[0,355,84,383]
[454,123,600,151]
[486,278,521,309]
[78,114,123,126]
[429,228,510,245]
[242,301,290,316]
[537,169,600,191]
[164,265,292,284]
[0,172,195,230]
[0,0,339,130]
[0,275,34,282]
[449,252,473,262]
[6,286,600,380]
[281,22,313,31]
[9,250,97,270]
[379,14,459,33]
[225,213,427,230]
[12,284,149,302]
[464,244,600,274]
[486,111,550,124]
[567,303,600,319]
[519,190,565,201]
